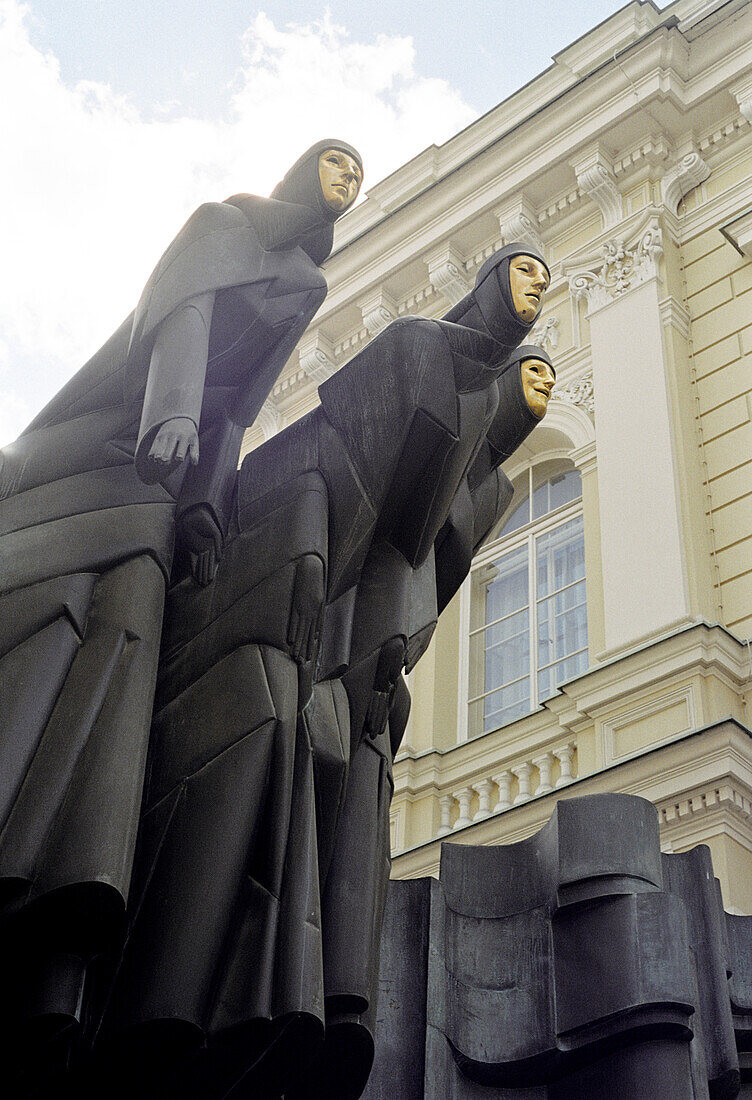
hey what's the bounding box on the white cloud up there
[0,2,476,444]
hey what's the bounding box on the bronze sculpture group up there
[0,140,554,1099]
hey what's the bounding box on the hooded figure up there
[69,242,547,1100]
[435,344,557,613]
[0,139,362,1092]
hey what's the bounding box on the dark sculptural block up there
[365,792,752,1099]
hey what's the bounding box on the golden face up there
[521,357,556,419]
[318,148,363,212]
[509,255,550,322]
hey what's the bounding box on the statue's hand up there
[364,636,407,740]
[288,556,324,664]
[148,417,199,472]
[178,505,223,586]
[365,690,391,740]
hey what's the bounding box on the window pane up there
[536,516,586,599]
[532,462,582,521]
[470,543,531,734]
[485,609,529,693]
[549,469,582,513]
[538,648,589,702]
[498,492,530,537]
[535,515,588,701]
[481,679,530,732]
[486,545,529,621]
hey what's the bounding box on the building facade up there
[241,0,752,911]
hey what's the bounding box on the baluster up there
[554,743,576,787]
[533,752,554,795]
[492,771,513,812]
[437,794,455,837]
[512,762,532,805]
[454,787,474,830]
[473,779,494,821]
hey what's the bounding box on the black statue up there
[87,245,553,1099]
[0,139,362,1093]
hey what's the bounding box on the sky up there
[0,0,668,445]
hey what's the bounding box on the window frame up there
[457,463,586,742]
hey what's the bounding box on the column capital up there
[566,214,663,316]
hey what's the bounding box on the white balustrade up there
[433,743,577,840]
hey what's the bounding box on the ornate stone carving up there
[571,147,622,229]
[529,315,560,352]
[495,196,545,253]
[298,330,337,385]
[359,288,398,337]
[425,243,470,305]
[568,219,663,313]
[550,370,594,416]
[256,397,282,440]
[662,150,710,216]
[731,73,752,126]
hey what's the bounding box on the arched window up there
[467,459,588,736]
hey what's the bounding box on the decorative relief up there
[662,151,711,216]
[359,288,398,337]
[731,74,752,126]
[571,147,622,229]
[576,163,622,228]
[298,331,337,386]
[495,196,545,253]
[256,398,281,440]
[550,370,594,416]
[425,243,470,305]
[529,315,560,352]
[568,218,663,313]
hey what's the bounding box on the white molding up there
[494,195,545,253]
[729,71,752,125]
[721,208,752,258]
[659,295,692,341]
[602,685,697,766]
[550,369,595,418]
